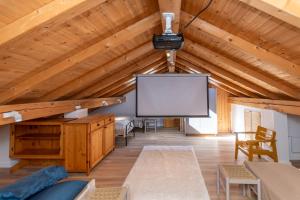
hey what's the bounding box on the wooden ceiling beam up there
[93,63,166,98]
[103,81,136,98]
[239,0,300,29]
[184,39,299,99]
[178,58,255,97]
[209,80,244,97]
[177,51,281,99]
[158,0,181,72]
[0,0,106,46]
[72,53,165,99]
[41,41,155,101]
[230,97,300,116]
[176,63,242,96]
[113,84,137,97]
[0,12,161,105]
[103,67,168,97]
[0,97,125,125]
[181,12,300,76]
[182,43,282,99]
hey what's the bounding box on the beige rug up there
[123,146,210,200]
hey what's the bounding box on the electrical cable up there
[182,0,213,31]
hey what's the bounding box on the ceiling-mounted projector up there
[153,33,184,50]
[153,13,184,50]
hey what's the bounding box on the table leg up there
[226,178,230,200]
[217,166,220,194]
[243,184,246,196]
[257,180,261,200]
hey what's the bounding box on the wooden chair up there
[235,126,278,162]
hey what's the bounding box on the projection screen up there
[136,74,209,117]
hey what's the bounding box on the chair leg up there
[226,179,230,200]
[234,144,238,160]
[248,152,253,161]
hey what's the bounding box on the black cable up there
[182,0,213,31]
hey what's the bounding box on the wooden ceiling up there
[0,0,299,105]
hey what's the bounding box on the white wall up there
[93,90,136,117]
[92,90,165,127]
[273,112,290,163]
[231,104,291,163]
[231,104,274,132]
[0,125,18,168]
[185,88,217,134]
[287,114,300,160]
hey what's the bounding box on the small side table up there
[144,119,157,133]
[217,164,261,200]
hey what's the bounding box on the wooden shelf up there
[16,133,60,140]
[15,149,60,156]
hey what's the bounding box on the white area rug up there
[123,146,210,200]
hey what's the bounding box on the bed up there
[244,161,300,200]
[115,116,135,146]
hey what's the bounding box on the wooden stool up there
[217,164,261,200]
[86,187,128,200]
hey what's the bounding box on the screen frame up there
[135,74,210,118]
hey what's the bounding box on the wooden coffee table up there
[217,164,261,200]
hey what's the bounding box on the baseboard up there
[0,160,18,168]
[186,133,217,137]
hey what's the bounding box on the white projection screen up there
[136,74,209,117]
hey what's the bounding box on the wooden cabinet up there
[63,114,115,174]
[10,119,72,160]
[103,122,115,155]
[10,114,115,174]
[163,118,180,129]
[90,128,104,168]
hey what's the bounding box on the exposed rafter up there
[177,50,282,99]
[93,61,166,97]
[0,0,106,46]
[239,0,300,29]
[176,59,256,97]
[184,39,300,99]
[181,11,300,77]
[41,42,154,101]
[230,97,300,116]
[115,85,136,97]
[209,80,244,97]
[100,67,168,97]
[72,52,165,99]
[158,0,181,72]
[0,12,161,105]
[176,63,243,96]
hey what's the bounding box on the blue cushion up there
[0,166,68,200]
[28,181,88,200]
[42,166,68,182]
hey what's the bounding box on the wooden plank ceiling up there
[0,0,299,105]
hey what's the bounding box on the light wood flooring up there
[1,129,254,200]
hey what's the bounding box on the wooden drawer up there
[104,117,114,125]
[91,120,104,132]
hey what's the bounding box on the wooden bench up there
[235,126,278,162]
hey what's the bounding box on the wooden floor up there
[0,129,253,200]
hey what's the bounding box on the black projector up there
[152,33,184,50]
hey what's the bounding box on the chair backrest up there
[255,126,276,148]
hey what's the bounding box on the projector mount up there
[152,12,184,50]
[163,12,175,35]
